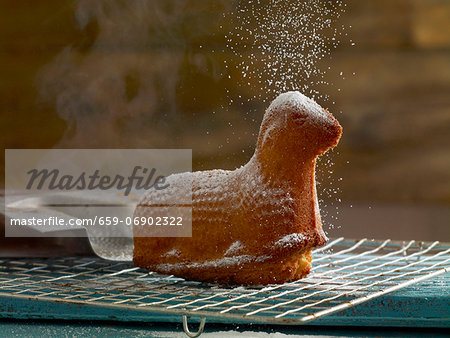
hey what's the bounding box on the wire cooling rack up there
[0,238,449,328]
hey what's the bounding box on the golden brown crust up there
[133,91,342,285]
[133,248,312,285]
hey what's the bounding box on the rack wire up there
[0,238,449,326]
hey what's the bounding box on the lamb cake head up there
[133,91,342,285]
[256,91,342,177]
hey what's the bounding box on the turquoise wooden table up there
[0,317,449,338]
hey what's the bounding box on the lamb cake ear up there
[133,91,342,286]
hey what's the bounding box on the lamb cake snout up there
[133,91,342,285]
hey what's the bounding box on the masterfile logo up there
[25,166,169,196]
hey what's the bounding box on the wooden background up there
[0,0,449,249]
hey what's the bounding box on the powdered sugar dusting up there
[225,241,245,256]
[136,155,297,227]
[275,233,309,249]
[225,0,346,103]
[164,249,180,258]
[156,254,272,272]
[267,91,330,125]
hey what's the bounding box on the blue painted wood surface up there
[0,273,448,328]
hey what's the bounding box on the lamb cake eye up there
[292,115,307,125]
[133,91,342,286]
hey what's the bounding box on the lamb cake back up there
[133,91,342,285]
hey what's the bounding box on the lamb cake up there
[133,91,342,285]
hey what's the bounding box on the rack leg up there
[182,315,206,338]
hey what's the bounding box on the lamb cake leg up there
[133,91,342,285]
